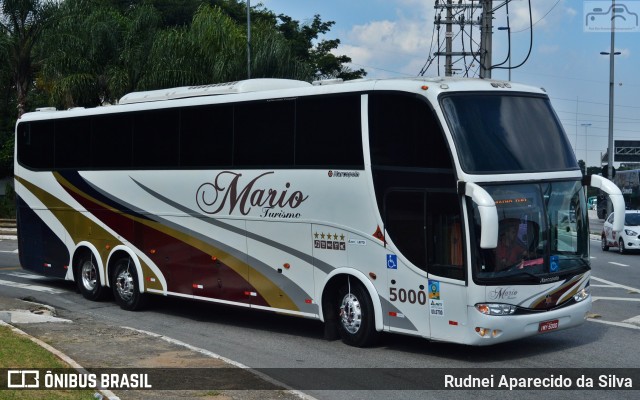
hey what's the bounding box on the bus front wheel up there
[112,257,147,311]
[76,254,109,301]
[336,279,379,347]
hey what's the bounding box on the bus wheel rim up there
[115,269,135,301]
[80,260,98,291]
[340,293,362,334]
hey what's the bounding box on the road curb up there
[0,296,315,400]
[0,319,120,399]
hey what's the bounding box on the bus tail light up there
[475,303,516,316]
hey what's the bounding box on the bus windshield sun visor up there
[459,181,498,249]
[585,174,625,232]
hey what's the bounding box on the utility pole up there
[479,0,493,78]
[445,0,453,76]
[433,0,482,76]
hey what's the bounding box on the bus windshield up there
[471,181,589,283]
[441,93,577,174]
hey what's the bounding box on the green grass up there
[0,325,97,399]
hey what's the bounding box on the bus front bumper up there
[464,297,592,346]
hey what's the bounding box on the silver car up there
[601,210,640,254]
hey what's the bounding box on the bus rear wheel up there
[336,279,378,347]
[112,257,147,311]
[77,254,109,301]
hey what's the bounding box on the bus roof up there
[18,77,548,121]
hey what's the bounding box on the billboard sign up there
[615,140,640,162]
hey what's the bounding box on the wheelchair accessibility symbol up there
[387,254,397,269]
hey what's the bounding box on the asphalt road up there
[0,235,638,400]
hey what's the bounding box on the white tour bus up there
[14,77,625,346]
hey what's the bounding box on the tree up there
[0,0,53,116]
[39,0,161,108]
[276,14,366,80]
[141,5,309,88]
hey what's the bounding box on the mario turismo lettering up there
[196,171,308,218]
[488,287,518,300]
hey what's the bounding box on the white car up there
[601,210,640,254]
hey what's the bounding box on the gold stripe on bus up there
[531,273,585,308]
[15,175,165,292]
[51,173,298,311]
[128,213,299,311]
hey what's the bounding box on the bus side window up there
[55,117,91,169]
[295,95,363,168]
[385,190,427,271]
[180,105,233,168]
[384,190,464,280]
[91,114,132,169]
[427,192,464,280]
[234,100,295,167]
[133,109,179,169]
[18,121,55,170]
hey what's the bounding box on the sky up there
[260,0,640,169]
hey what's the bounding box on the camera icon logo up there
[7,370,40,388]
[584,1,640,32]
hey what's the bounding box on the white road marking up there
[608,262,629,267]
[5,272,49,280]
[591,276,640,293]
[0,249,18,253]
[622,315,640,325]
[588,318,640,330]
[0,279,66,294]
[589,277,640,330]
[592,297,640,302]
[123,327,316,400]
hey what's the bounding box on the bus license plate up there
[538,319,559,333]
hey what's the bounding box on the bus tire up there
[112,257,147,311]
[336,279,379,347]
[76,254,109,301]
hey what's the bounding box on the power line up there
[512,0,562,34]
[425,0,535,78]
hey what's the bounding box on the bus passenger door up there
[384,190,431,337]
[384,190,467,340]
[246,221,317,315]
[425,192,468,343]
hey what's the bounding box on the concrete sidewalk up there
[0,218,16,240]
[0,295,309,400]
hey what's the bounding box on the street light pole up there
[600,0,621,216]
[247,0,251,79]
[581,123,591,165]
[603,0,619,180]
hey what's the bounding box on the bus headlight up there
[573,287,590,302]
[475,303,517,315]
